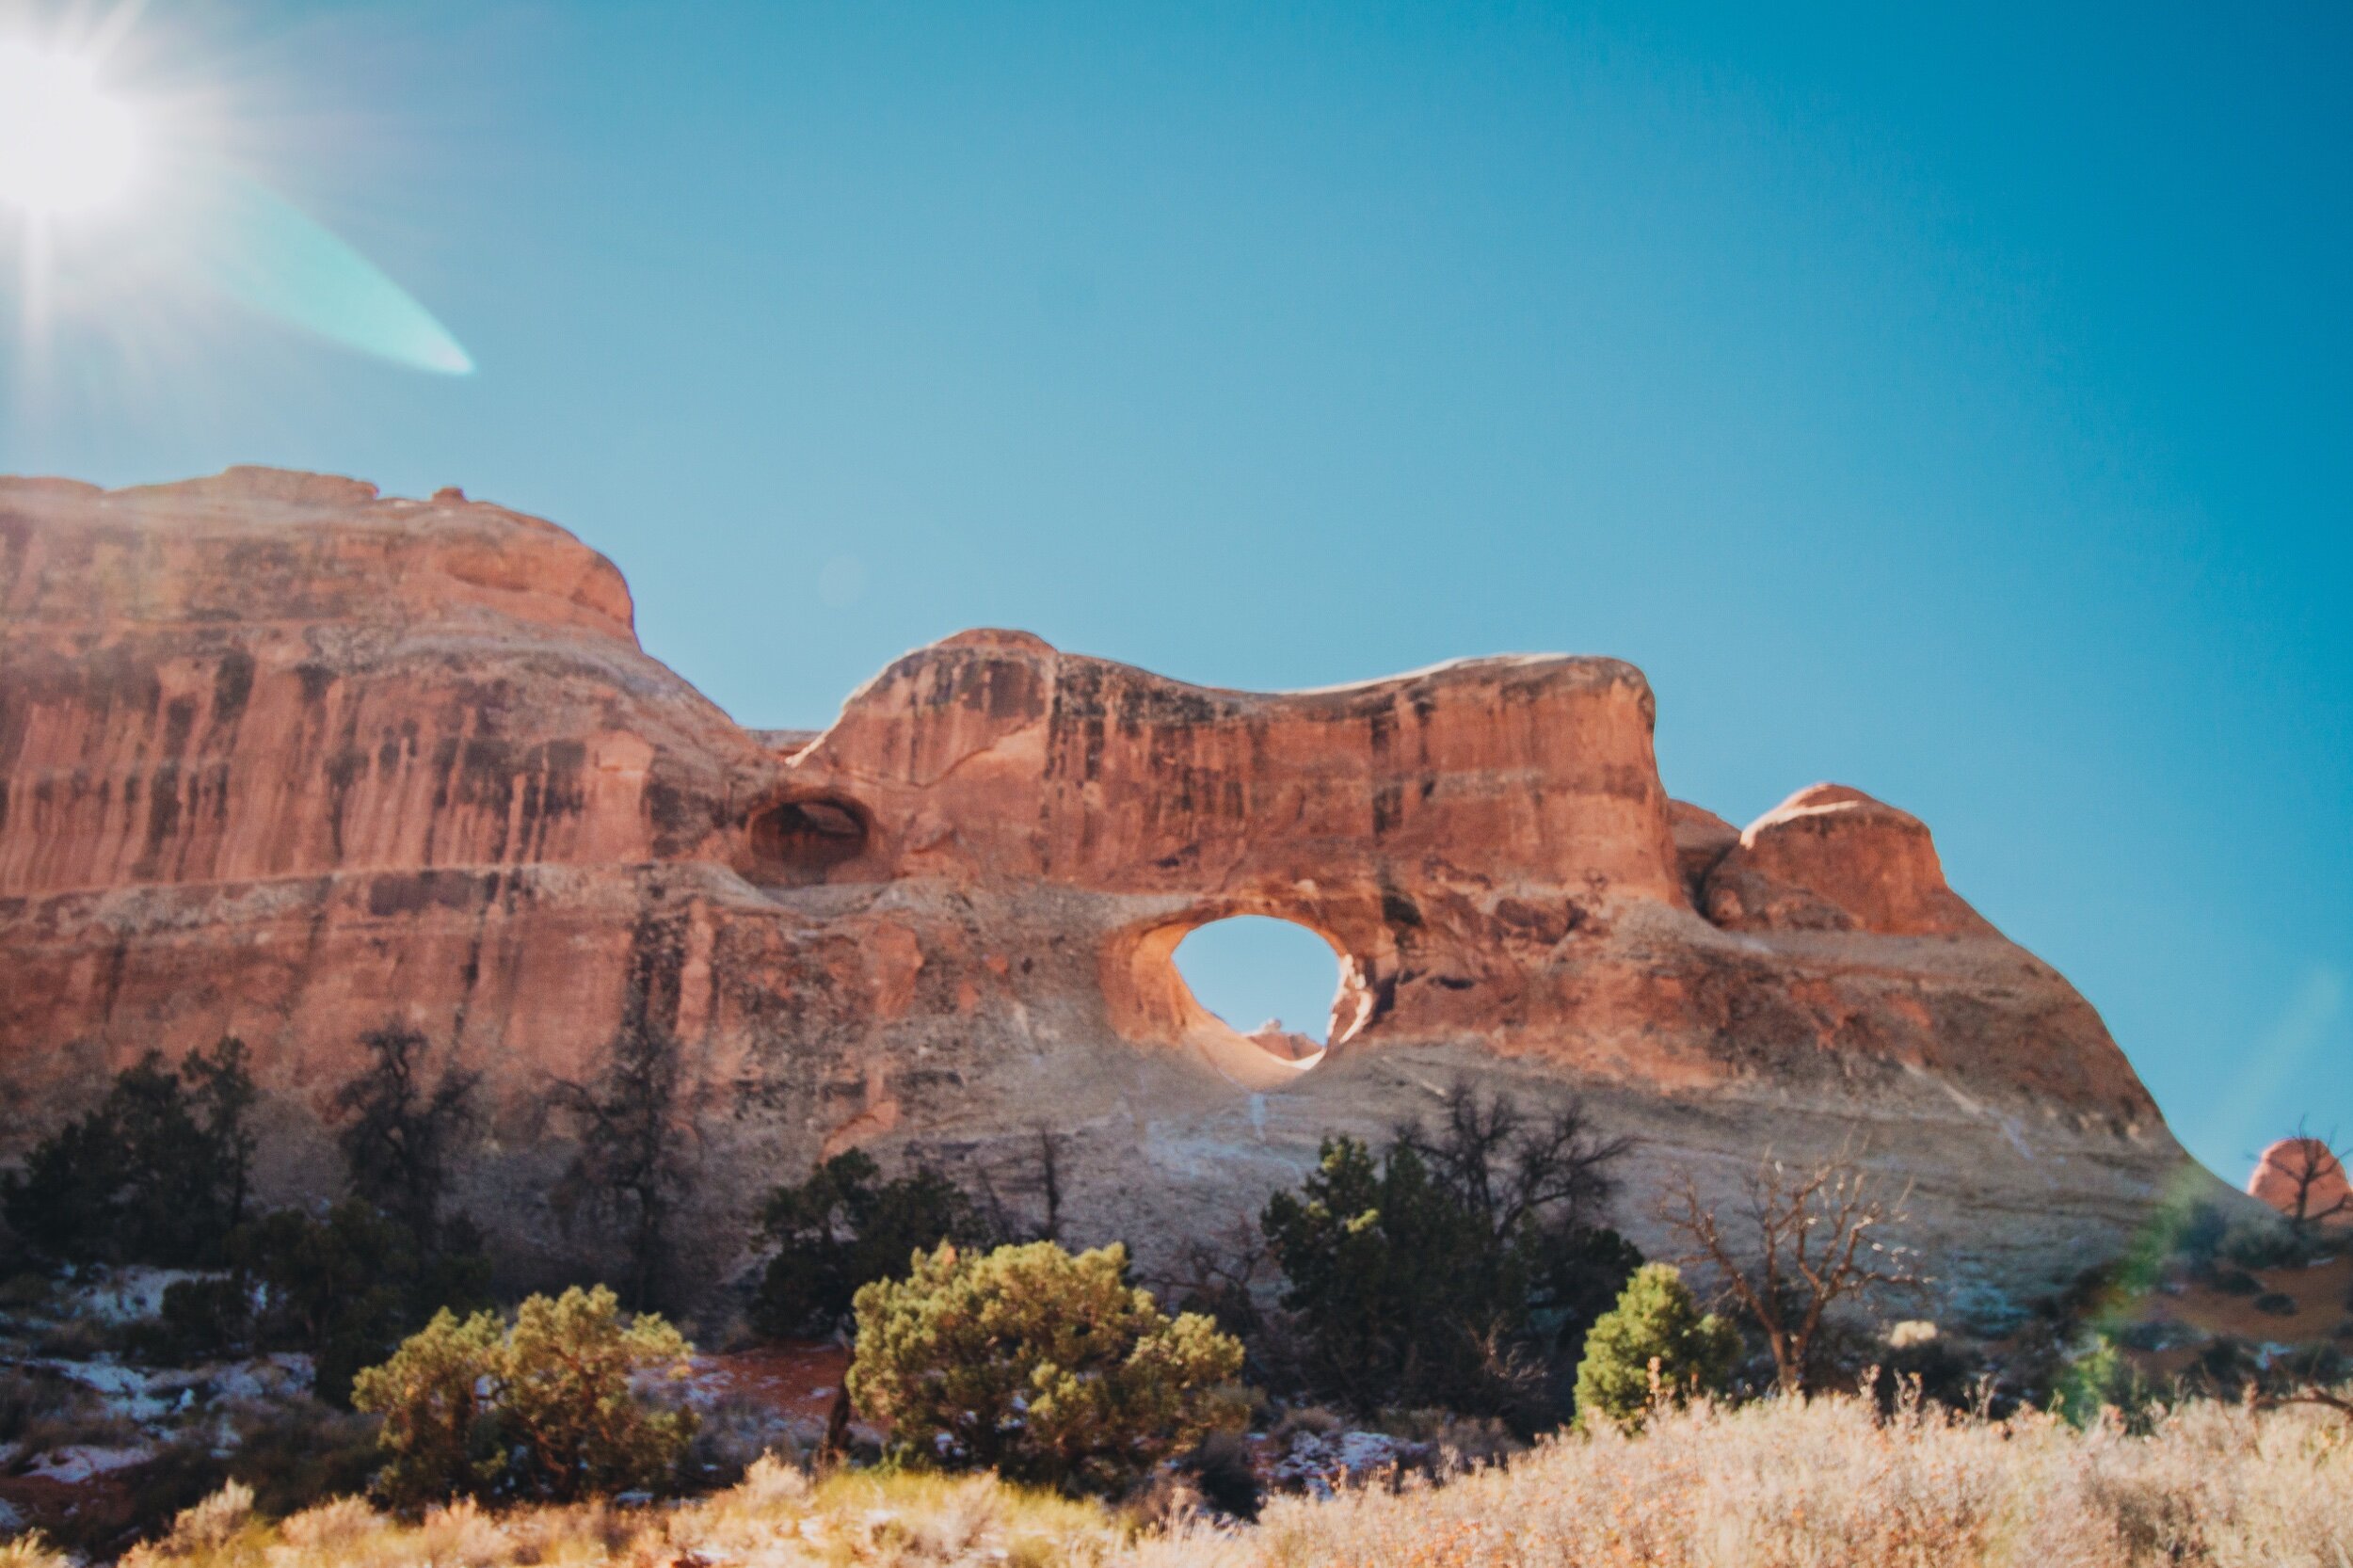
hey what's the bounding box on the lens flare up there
[193,170,475,376]
[0,42,140,216]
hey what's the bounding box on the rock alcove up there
[744,795,872,886]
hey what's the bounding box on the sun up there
[0,41,142,217]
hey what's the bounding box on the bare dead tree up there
[969,1126,1069,1244]
[1143,1214,1274,1335]
[1394,1080,1635,1243]
[1138,1213,1309,1389]
[1033,1126,1064,1243]
[2265,1123,2353,1237]
[1661,1154,1922,1395]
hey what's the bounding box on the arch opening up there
[745,795,871,887]
[1172,915,1344,1070]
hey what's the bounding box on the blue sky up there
[4,1,2346,1181]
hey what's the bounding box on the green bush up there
[1260,1091,1639,1427]
[152,1275,256,1361]
[2055,1331,2165,1426]
[1262,1136,1500,1409]
[221,1400,381,1521]
[752,1149,993,1337]
[232,1199,493,1407]
[351,1285,696,1508]
[349,1305,504,1508]
[498,1287,697,1501]
[216,1032,494,1407]
[1,1039,255,1268]
[2222,1218,2311,1271]
[1573,1264,1738,1429]
[846,1240,1247,1495]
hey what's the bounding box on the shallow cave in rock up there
[746,796,870,886]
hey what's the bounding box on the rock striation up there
[0,470,2241,1316]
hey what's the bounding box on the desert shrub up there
[846,1240,1247,1495]
[42,1390,2353,1568]
[2267,1342,2349,1387]
[498,1286,697,1500]
[1182,1429,1263,1520]
[1,1039,256,1268]
[351,1305,505,1508]
[2170,1200,2231,1267]
[231,1197,491,1407]
[2214,1268,2263,1296]
[31,1314,113,1359]
[1207,1388,2353,1568]
[352,1285,696,1508]
[0,1369,76,1443]
[70,1437,226,1559]
[684,1391,804,1487]
[2221,1217,2310,1271]
[752,1149,994,1337]
[1573,1263,1739,1428]
[0,1269,57,1313]
[273,1496,383,1552]
[1874,1321,1987,1412]
[2056,1331,2167,1425]
[2252,1290,2298,1317]
[148,1274,256,1361]
[1261,1093,1639,1428]
[2193,1336,2258,1392]
[223,1400,382,1520]
[0,1536,68,1568]
[161,1480,255,1556]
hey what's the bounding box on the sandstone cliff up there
[0,470,2235,1320]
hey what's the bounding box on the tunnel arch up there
[1103,898,1388,1091]
[1175,914,1344,1067]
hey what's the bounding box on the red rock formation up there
[0,470,2236,1309]
[1703,784,1996,937]
[1667,800,1740,904]
[1243,1022,1324,1064]
[2248,1138,2353,1229]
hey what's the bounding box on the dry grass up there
[76,1390,2353,1568]
[1227,1389,2353,1568]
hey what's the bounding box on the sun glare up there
[0,42,141,216]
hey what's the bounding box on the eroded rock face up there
[0,470,2238,1315]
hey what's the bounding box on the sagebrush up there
[97,1388,2353,1568]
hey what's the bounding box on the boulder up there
[2248,1138,2353,1228]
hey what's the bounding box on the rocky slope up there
[0,469,2242,1319]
